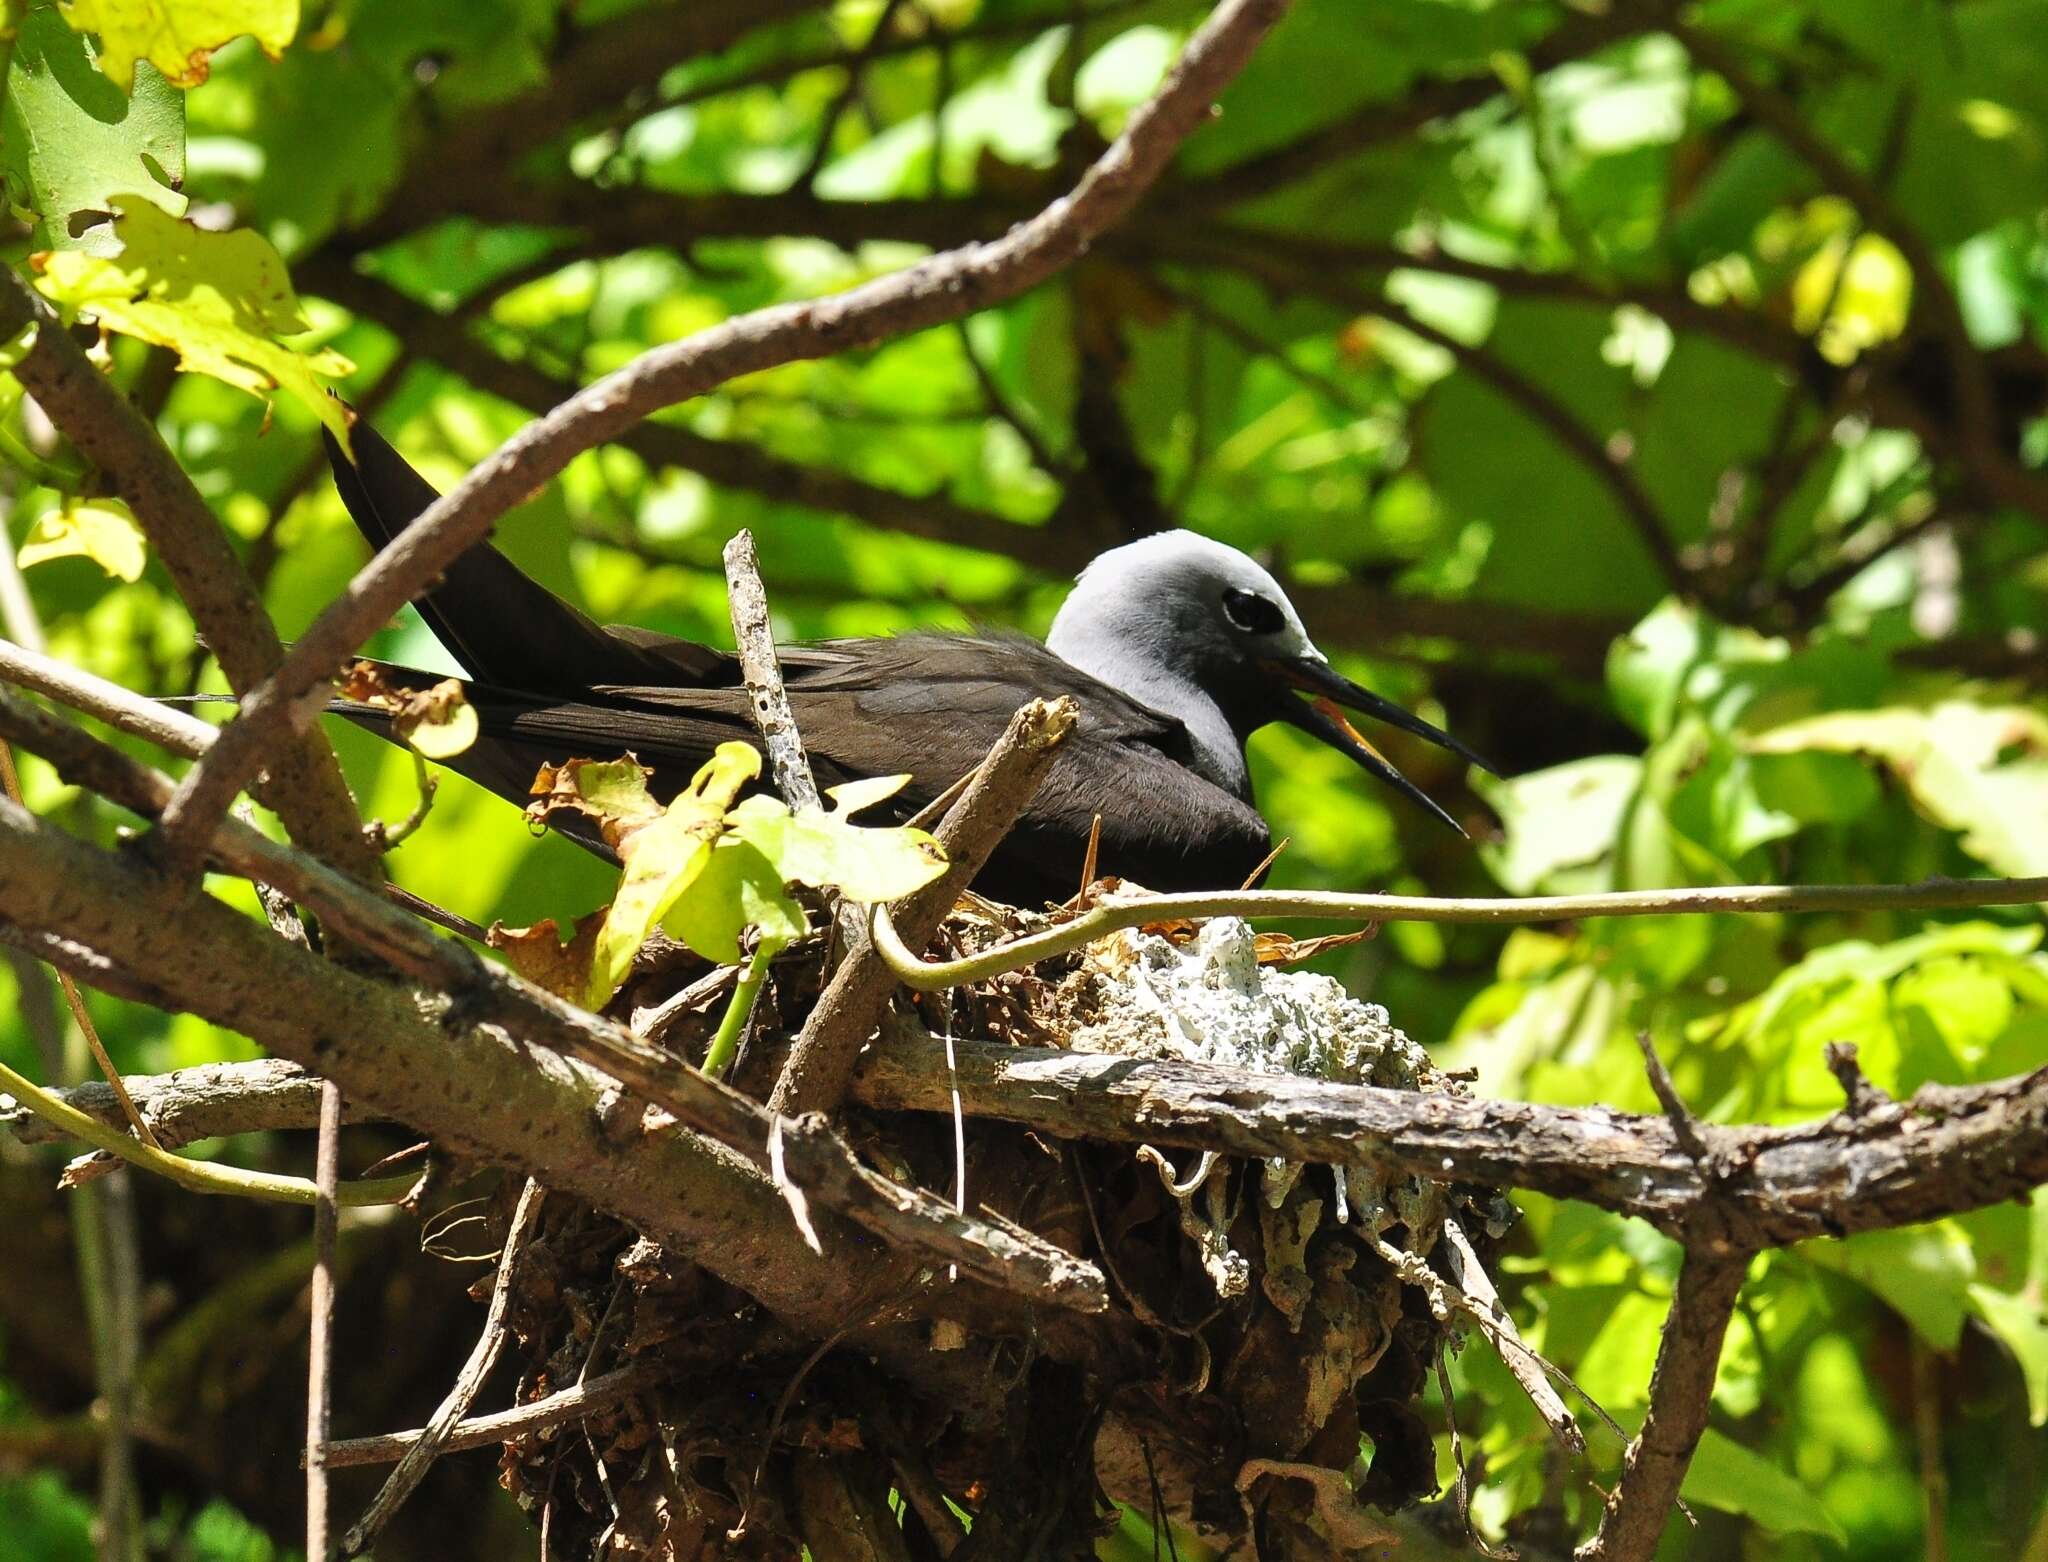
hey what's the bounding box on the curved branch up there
[868,877,2048,992]
[156,0,1294,860]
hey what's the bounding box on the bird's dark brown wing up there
[337,636,1272,902]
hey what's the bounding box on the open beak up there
[1265,654,1495,836]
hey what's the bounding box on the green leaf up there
[1970,1282,2048,1425]
[1,3,186,254]
[1474,755,1640,895]
[1801,1222,1977,1349]
[1681,1427,1849,1543]
[588,743,759,1007]
[32,195,353,443]
[523,743,761,1008]
[1748,700,2048,876]
[56,0,298,92]
[17,495,146,580]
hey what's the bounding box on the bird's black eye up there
[1222,587,1285,635]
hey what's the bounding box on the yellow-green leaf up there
[33,195,352,444]
[17,495,146,580]
[579,743,761,1008]
[2,5,188,255]
[724,780,947,906]
[57,0,298,92]
[666,838,810,967]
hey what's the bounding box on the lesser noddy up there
[322,423,1490,905]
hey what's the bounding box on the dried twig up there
[344,1178,548,1552]
[773,1113,1108,1313]
[722,529,822,812]
[317,1363,655,1469]
[1441,1216,1581,1452]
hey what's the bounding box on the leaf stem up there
[870,876,2048,992]
[702,942,775,1079]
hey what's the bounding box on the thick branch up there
[1576,1254,1747,1562]
[0,273,376,884]
[21,1030,2048,1251]
[855,1036,2048,1249]
[155,0,1292,858]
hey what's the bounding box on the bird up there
[322,421,1491,906]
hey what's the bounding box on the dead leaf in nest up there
[1253,926,1377,966]
[489,915,603,1001]
[337,661,478,757]
[1236,1459,1398,1554]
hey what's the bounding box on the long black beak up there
[1266,654,1494,835]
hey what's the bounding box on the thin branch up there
[791,0,912,191]
[344,1178,547,1553]
[769,696,1077,1115]
[869,876,2048,992]
[854,1035,2048,1249]
[155,0,1293,860]
[299,259,1086,571]
[0,270,377,884]
[723,529,823,812]
[1575,1254,1747,1562]
[0,637,226,758]
[0,1047,411,1208]
[2,1058,342,1149]
[316,1363,656,1469]
[306,1080,343,1562]
[1179,1,1671,208]
[356,0,830,248]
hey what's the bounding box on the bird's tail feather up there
[321,419,661,694]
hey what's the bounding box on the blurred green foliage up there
[2,0,2046,1556]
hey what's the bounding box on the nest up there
[473,905,1520,1560]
